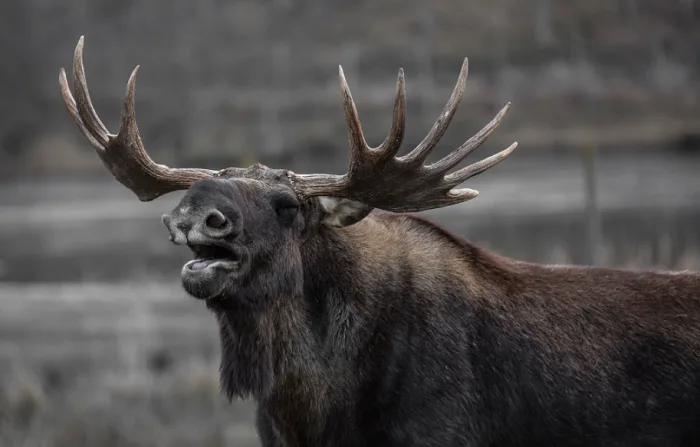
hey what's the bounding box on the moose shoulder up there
[59,37,700,446]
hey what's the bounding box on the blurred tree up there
[534,0,553,46]
[2,0,699,175]
[0,2,40,158]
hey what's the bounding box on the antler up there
[60,37,515,212]
[59,36,217,202]
[288,58,518,212]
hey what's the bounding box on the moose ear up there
[318,197,373,228]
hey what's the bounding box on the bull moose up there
[59,37,700,446]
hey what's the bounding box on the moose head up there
[59,36,516,309]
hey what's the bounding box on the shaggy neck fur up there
[210,212,499,414]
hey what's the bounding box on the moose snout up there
[161,207,238,245]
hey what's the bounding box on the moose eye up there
[271,193,300,224]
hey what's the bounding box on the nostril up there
[205,210,227,229]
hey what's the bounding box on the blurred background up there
[1,0,699,445]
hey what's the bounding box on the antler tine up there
[59,37,217,202]
[72,36,109,147]
[118,65,144,148]
[444,142,518,186]
[339,66,369,166]
[376,69,406,160]
[399,58,469,165]
[59,68,104,150]
[429,102,511,174]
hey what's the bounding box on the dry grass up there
[0,363,259,447]
[0,282,259,447]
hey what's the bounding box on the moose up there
[59,37,700,446]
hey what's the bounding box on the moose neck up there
[212,219,370,405]
[213,212,493,409]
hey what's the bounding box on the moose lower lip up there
[190,259,218,270]
[185,258,239,271]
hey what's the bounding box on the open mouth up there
[185,243,241,271]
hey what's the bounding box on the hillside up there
[2,0,699,176]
